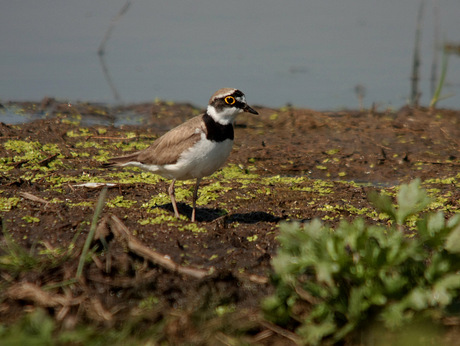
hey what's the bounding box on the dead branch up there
[19,192,49,205]
[259,320,301,344]
[84,298,113,322]
[6,282,85,307]
[108,215,211,279]
[38,153,58,167]
[98,1,132,101]
[410,0,424,107]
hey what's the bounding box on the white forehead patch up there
[210,88,238,102]
[236,95,246,104]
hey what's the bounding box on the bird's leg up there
[168,179,180,218]
[191,178,201,222]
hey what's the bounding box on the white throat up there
[206,105,242,125]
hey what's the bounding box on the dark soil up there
[0,99,459,344]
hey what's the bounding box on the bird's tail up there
[102,152,140,168]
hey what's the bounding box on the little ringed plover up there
[103,88,258,222]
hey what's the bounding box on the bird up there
[103,88,258,222]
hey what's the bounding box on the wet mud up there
[0,99,459,343]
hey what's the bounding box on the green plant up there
[264,179,460,345]
[0,226,41,274]
[0,308,55,345]
[76,186,107,279]
[0,222,81,277]
[430,49,451,109]
[0,307,165,346]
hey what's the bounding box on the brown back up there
[106,115,205,167]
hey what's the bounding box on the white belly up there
[159,137,233,180]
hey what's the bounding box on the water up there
[1,0,459,111]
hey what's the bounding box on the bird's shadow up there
[158,203,282,224]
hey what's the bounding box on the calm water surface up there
[1,0,459,110]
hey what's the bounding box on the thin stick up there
[109,215,211,279]
[258,321,302,344]
[429,49,449,109]
[98,0,132,56]
[6,282,85,307]
[98,1,132,102]
[430,0,440,97]
[76,187,108,279]
[19,192,49,205]
[410,0,424,107]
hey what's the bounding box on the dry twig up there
[6,282,85,307]
[108,215,211,279]
[19,192,49,205]
[259,320,301,344]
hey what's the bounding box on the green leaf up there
[265,180,460,345]
[298,312,336,346]
[380,304,406,329]
[427,212,446,236]
[368,190,396,221]
[404,287,430,311]
[315,261,338,287]
[395,179,431,225]
[379,271,408,295]
[348,286,370,319]
[425,253,451,283]
[445,215,460,254]
[432,273,460,306]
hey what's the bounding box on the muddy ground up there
[0,99,459,344]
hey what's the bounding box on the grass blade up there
[429,50,449,109]
[76,187,108,279]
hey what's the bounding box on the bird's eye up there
[224,96,236,105]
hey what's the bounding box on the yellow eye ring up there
[224,96,236,105]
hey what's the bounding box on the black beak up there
[244,105,258,115]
